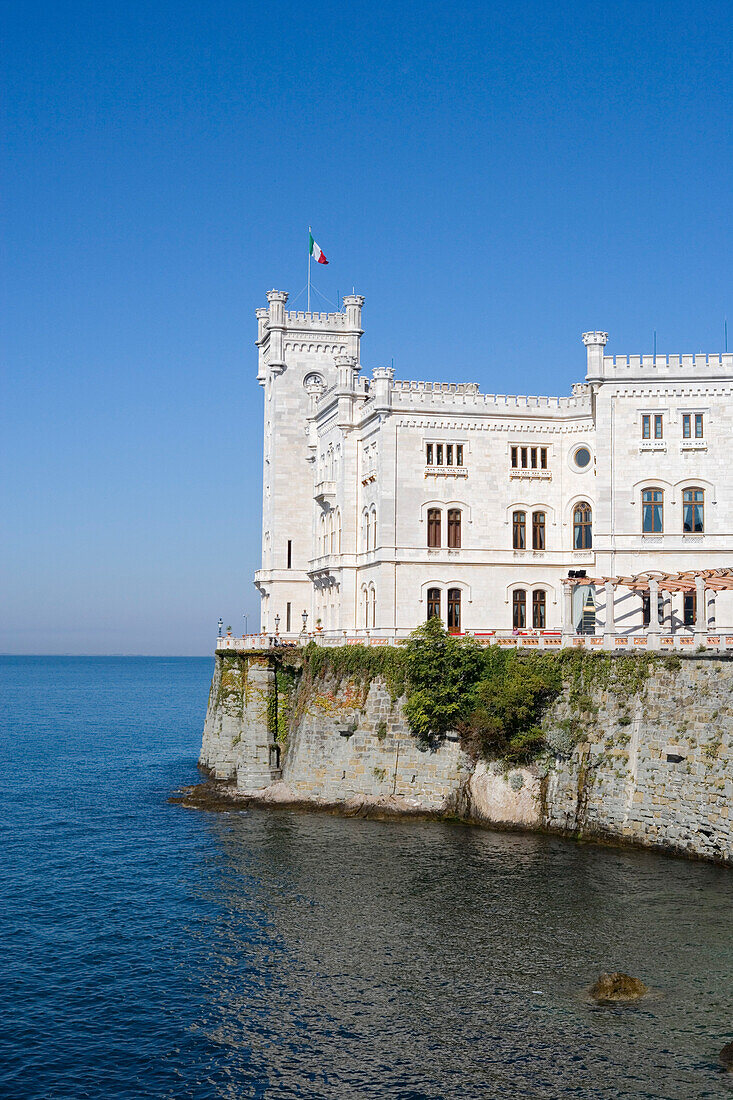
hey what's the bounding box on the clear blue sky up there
[3,0,732,654]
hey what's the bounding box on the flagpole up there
[307,225,311,313]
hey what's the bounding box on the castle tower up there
[253,291,364,632]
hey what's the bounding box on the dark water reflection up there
[1,657,732,1099]
[197,809,733,1099]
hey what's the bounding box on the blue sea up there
[2,656,732,1099]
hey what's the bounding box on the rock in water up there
[588,972,648,1004]
[719,1040,733,1070]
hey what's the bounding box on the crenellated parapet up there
[388,383,592,417]
[592,352,733,382]
[256,292,365,382]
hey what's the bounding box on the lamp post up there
[301,610,308,633]
[243,613,248,636]
[274,614,280,635]
[217,618,223,638]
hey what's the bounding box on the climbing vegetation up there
[226,623,663,765]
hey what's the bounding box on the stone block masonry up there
[198,651,733,864]
[285,678,468,810]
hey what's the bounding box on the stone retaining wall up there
[199,652,733,863]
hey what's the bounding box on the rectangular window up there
[642,415,651,439]
[286,602,291,632]
[531,447,538,469]
[642,488,664,533]
[436,444,444,466]
[512,511,526,550]
[426,444,434,465]
[447,509,461,548]
[684,592,696,627]
[287,540,292,569]
[682,488,704,533]
[682,414,691,439]
[654,414,663,439]
[456,445,464,466]
[641,593,664,627]
[427,588,441,620]
[540,447,547,469]
[695,413,704,438]
[427,508,441,548]
[532,511,545,551]
[521,446,528,468]
[532,589,546,629]
[512,589,526,630]
[446,444,453,466]
[511,446,518,468]
[447,589,461,633]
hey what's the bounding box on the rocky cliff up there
[198,649,732,864]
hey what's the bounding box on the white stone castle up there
[247,289,733,649]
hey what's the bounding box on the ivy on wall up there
[217,624,665,765]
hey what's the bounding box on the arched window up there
[327,512,334,554]
[370,585,377,628]
[512,511,526,550]
[532,511,545,551]
[447,508,461,548]
[573,502,592,548]
[363,509,370,551]
[427,508,441,548]
[320,514,326,556]
[682,487,704,533]
[336,509,342,554]
[641,489,663,534]
[427,587,441,620]
[447,588,461,633]
[362,586,369,628]
[370,507,377,550]
[512,589,526,629]
[532,589,546,629]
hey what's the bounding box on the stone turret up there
[371,365,394,409]
[583,331,609,380]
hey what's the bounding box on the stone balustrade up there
[215,630,733,653]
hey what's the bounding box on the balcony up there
[510,468,552,480]
[314,480,337,505]
[424,465,468,479]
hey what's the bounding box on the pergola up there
[563,568,733,593]
[561,568,733,635]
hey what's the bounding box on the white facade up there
[253,290,733,639]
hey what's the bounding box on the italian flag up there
[309,230,328,265]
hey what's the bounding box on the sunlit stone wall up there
[200,653,733,863]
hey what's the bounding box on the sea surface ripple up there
[1,656,732,1099]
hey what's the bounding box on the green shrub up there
[402,617,486,746]
[545,719,582,756]
[289,624,659,768]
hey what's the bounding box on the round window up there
[574,447,591,469]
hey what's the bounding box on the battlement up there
[592,352,733,382]
[284,310,350,328]
[386,378,592,416]
[392,380,481,394]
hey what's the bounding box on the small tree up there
[402,618,484,745]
